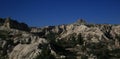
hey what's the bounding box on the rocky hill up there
[0,17,120,59]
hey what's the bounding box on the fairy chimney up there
[4,17,11,28]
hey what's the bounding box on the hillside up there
[0,17,120,59]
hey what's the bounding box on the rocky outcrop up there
[0,18,120,59]
[30,19,120,59]
[0,28,49,59]
[3,17,30,31]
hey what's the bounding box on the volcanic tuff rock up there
[1,17,30,31]
[0,17,120,59]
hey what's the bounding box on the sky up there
[0,0,120,27]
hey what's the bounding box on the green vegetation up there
[0,55,8,59]
[35,44,55,59]
[115,34,120,41]
[86,24,95,27]
[45,32,57,43]
[109,49,120,58]
[81,55,88,59]
[0,18,5,26]
[0,30,9,39]
[77,33,84,45]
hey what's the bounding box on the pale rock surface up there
[0,18,120,59]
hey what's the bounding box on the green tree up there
[77,33,84,45]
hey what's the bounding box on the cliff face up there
[0,18,120,59]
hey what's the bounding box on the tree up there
[77,33,84,45]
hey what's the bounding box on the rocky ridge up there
[0,17,120,59]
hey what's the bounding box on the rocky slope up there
[0,17,120,59]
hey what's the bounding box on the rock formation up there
[2,17,30,31]
[0,17,120,59]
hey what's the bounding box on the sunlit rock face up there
[0,17,120,59]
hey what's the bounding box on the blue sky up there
[0,0,120,27]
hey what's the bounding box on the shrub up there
[35,44,56,59]
[0,30,9,39]
[77,33,84,45]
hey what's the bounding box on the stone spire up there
[3,17,11,28]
